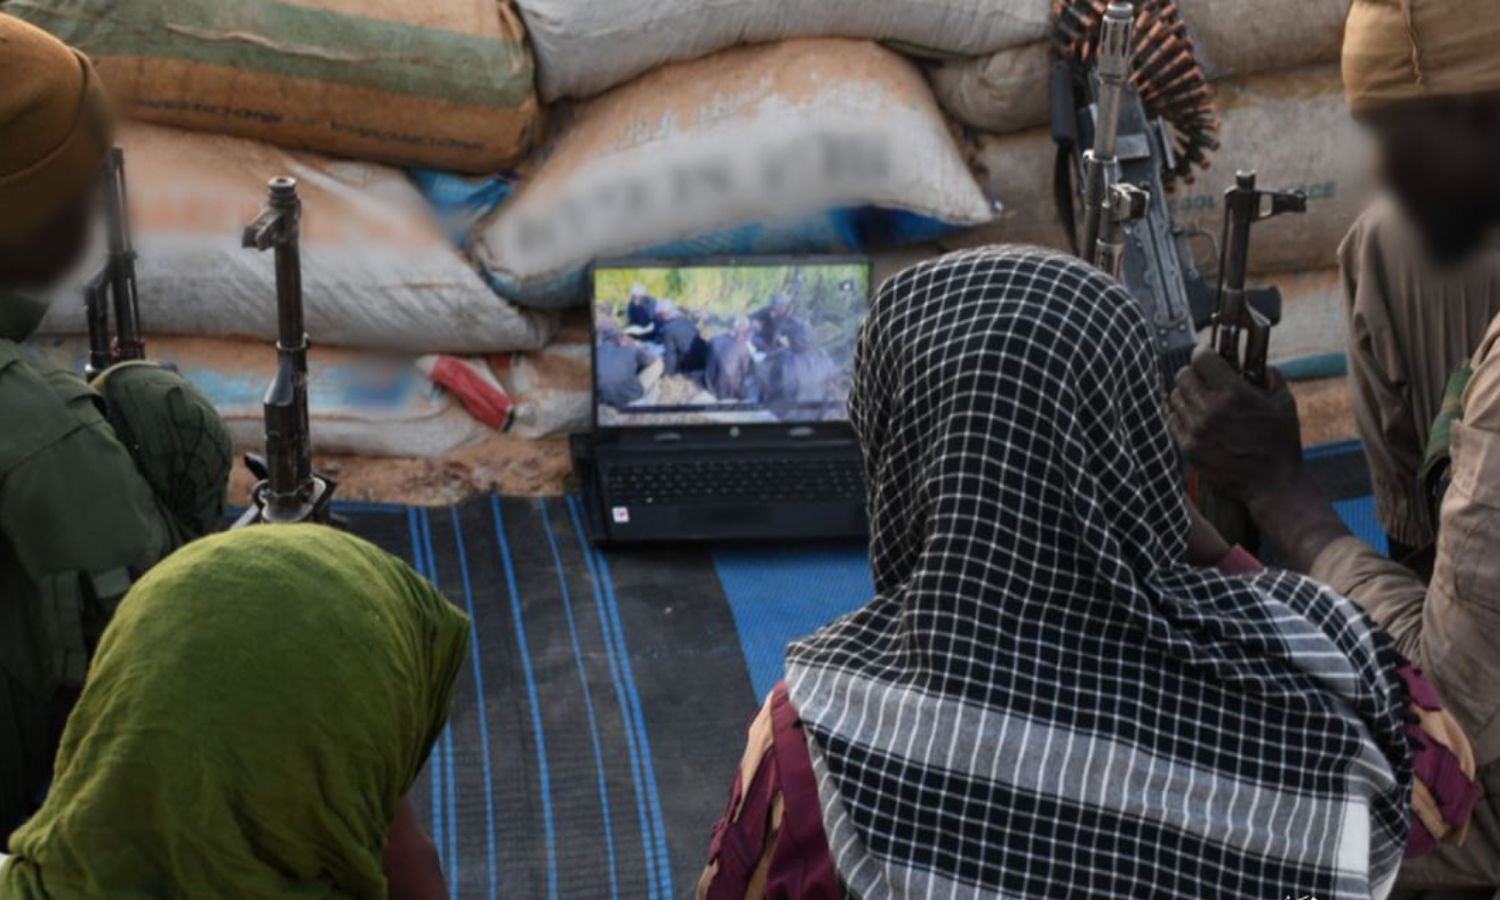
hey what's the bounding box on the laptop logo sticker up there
[612,506,631,524]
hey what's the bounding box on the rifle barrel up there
[1080,1,1135,264]
[101,148,145,360]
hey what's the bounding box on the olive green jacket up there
[0,293,174,831]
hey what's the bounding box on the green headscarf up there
[0,525,470,899]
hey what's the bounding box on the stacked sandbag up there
[469,39,997,308]
[497,326,592,439]
[2,0,539,172]
[949,66,1368,276]
[37,122,560,355]
[26,336,492,457]
[518,0,1052,102]
[928,0,1350,134]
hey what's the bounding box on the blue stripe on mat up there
[563,495,664,900]
[539,502,621,900]
[489,498,559,900]
[420,508,460,899]
[711,544,873,701]
[406,509,448,880]
[451,507,501,900]
[591,549,674,898]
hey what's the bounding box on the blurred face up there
[0,187,95,290]
[1362,94,1500,263]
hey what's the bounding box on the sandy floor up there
[228,433,576,508]
[1291,376,1358,448]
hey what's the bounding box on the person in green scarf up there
[0,12,233,833]
[0,524,470,899]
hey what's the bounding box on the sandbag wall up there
[3,0,541,171]
[468,39,997,308]
[8,0,1365,454]
[2,0,565,455]
[37,123,559,354]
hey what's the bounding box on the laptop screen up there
[592,260,871,428]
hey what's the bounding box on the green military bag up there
[1421,364,1473,519]
[90,361,233,542]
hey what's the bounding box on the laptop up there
[572,256,872,544]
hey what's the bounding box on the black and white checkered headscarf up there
[785,247,1411,900]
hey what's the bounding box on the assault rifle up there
[1198,171,1307,550]
[233,177,338,527]
[1212,172,1307,386]
[1050,1,1284,390]
[83,148,146,379]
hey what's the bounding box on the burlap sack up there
[37,122,558,354]
[29,335,493,458]
[470,39,996,308]
[3,0,539,172]
[519,0,1052,101]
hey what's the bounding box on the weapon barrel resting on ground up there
[235,177,337,527]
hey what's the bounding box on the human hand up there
[1168,346,1303,509]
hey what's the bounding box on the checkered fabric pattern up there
[785,247,1413,900]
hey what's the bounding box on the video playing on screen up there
[593,261,871,428]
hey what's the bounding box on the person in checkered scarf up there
[701,246,1421,900]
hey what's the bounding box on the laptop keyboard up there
[605,456,865,505]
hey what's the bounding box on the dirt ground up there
[227,433,576,508]
[229,375,1361,508]
[1291,376,1358,448]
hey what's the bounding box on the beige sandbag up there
[929,0,1350,134]
[37,122,559,354]
[3,0,539,172]
[518,0,1052,102]
[27,336,491,457]
[470,39,997,308]
[948,67,1370,276]
[499,325,593,439]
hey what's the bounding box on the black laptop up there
[572,256,871,544]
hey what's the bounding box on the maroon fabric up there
[703,683,842,900]
[1399,666,1483,858]
[765,684,842,899]
[703,721,779,898]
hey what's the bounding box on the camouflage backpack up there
[90,361,233,542]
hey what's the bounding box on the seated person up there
[699,247,1474,900]
[750,293,792,353]
[0,13,231,834]
[0,525,470,899]
[597,319,663,409]
[706,317,755,401]
[758,317,836,415]
[657,300,708,377]
[625,284,660,342]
